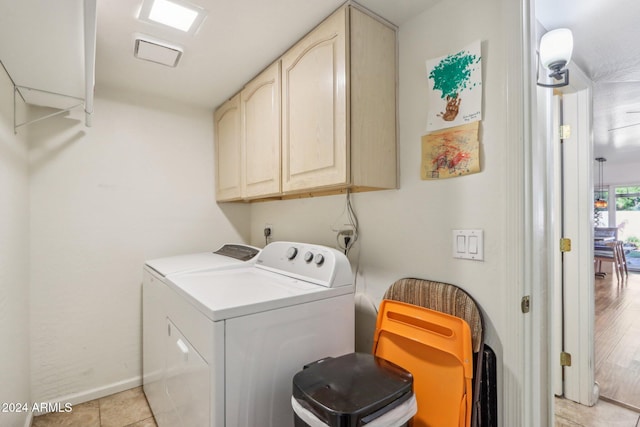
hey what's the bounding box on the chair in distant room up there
[594,227,618,241]
[594,240,626,280]
[615,240,628,277]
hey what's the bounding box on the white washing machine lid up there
[145,244,259,277]
[167,267,354,322]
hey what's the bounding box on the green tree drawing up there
[429,50,480,121]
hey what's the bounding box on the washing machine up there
[144,244,260,278]
[146,241,355,427]
[142,244,260,423]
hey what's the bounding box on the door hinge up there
[560,238,572,252]
[560,351,572,367]
[560,125,571,140]
[521,295,530,313]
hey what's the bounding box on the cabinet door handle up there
[176,339,189,362]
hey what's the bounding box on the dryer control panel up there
[255,241,352,288]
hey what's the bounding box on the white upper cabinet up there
[214,94,242,202]
[281,7,348,193]
[241,62,281,199]
[349,7,398,190]
[214,5,397,202]
[282,5,397,196]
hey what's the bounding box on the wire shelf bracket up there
[1,60,87,134]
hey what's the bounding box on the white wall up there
[28,86,250,403]
[250,0,510,423]
[0,0,527,422]
[0,63,31,425]
[597,159,640,186]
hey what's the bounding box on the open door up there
[550,93,563,397]
[551,83,599,406]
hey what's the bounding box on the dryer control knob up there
[286,247,298,260]
[304,251,314,263]
[314,253,325,265]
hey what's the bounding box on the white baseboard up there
[23,412,33,427]
[32,376,142,416]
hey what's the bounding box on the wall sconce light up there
[537,28,573,88]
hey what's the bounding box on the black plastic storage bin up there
[291,353,417,427]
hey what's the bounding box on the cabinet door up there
[281,7,348,193]
[241,62,281,198]
[214,94,242,201]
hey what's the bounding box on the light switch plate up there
[452,229,484,261]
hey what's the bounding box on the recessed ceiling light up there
[138,0,206,34]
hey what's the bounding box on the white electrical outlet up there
[337,228,354,250]
[452,229,484,261]
[263,224,273,244]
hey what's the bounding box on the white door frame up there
[549,93,562,397]
[558,78,598,406]
[502,0,600,423]
[534,24,598,414]
[503,0,535,425]
[527,1,598,423]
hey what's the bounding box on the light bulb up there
[539,28,573,71]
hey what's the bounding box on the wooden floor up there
[595,269,640,410]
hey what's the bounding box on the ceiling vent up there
[134,37,183,67]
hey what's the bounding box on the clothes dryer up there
[145,241,354,427]
[142,243,260,420]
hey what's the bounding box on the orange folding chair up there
[373,299,473,427]
[380,278,486,427]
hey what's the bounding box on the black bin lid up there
[292,353,413,427]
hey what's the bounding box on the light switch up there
[457,235,466,253]
[469,236,478,254]
[452,229,484,261]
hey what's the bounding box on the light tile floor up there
[31,386,640,426]
[555,397,640,427]
[32,387,156,427]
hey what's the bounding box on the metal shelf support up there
[2,60,86,134]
